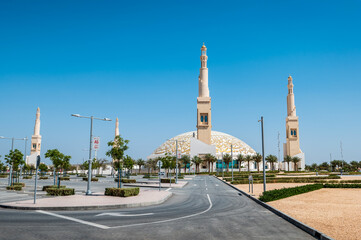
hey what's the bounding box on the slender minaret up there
[284,76,304,170]
[31,107,42,155]
[115,117,119,137]
[196,43,212,144]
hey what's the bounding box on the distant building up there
[27,107,42,166]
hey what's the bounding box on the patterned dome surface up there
[150,131,256,158]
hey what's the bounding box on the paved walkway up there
[0,189,172,210]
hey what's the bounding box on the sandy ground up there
[235,183,311,198]
[268,188,361,240]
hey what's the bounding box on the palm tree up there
[283,155,292,171]
[253,153,262,172]
[245,155,252,172]
[204,154,215,173]
[291,156,301,171]
[136,159,145,174]
[222,154,232,172]
[209,155,217,173]
[191,156,203,173]
[265,155,278,171]
[181,155,191,174]
[237,154,245,172]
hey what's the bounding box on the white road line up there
[215,184,219,187]
[111,194,213,229]
[36,210,110,230]
[165,188,172,192]
[193,184,197,186]
[96,212,154,217]
[206,188,208,191]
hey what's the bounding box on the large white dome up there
[149,130,256,159]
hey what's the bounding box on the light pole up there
[258,117,266,192]
[168,139,186,184]
[0,136,27,186]
[71,114,111,195]
[231,144,234,182]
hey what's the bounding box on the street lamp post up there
[258,117,266,192]
[231,144,234,182]
[71,114,111,195]
[168,139,185,184]
[0,136,27,186]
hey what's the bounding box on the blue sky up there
[0,0,360,165]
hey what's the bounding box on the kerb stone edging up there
[214,176,333,240]
[0,192,173,211]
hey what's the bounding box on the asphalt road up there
[0,175,315,240]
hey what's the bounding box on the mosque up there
[148,43,305,172]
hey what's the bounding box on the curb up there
[0,192,173,211]
[124,181,188,189]
[214,176,333,240]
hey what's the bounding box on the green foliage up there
[0,174,7,178]
[253,153,263,172]
[106,135,129,170]
[39,176,49,180]
[123,155,135,170]
[12,182,25,187]
[39,163,48,172]
[42,185,66,191]
[136,158,145,173]
[105,187,140,197]
[6,185,22,191]
[5,149,24,170]
[119,179,136,183]
[23,176,32,179]
[161,178,175,183]
[259,184,323,202]
[191,156,203,173]
[77,173,87,177]
[231,175,340,184]
[83,177,98,181]
[324,183,361,188]
[59,177,70,181]
[265,155,278,171]
[44,149,71,171]
[46,188,75,196]
[95,175,106,178]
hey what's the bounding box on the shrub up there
[78,174,87,177]
[42,185,66,191]
[324,183,361,188]
[6,185,22,191]
[12,182,25,187]
[105,187,140,197]
[46,188,75,196]
[83,177,98,181]
[0,174,7,178]
[23,176,32,179]
[95,175,106,178]
[39,176,49,180]
[59,177,70,181]
[118,179,136,183]
[161,178,175,183]
[259,184,323,202]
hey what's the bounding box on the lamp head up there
[71,114,81,117]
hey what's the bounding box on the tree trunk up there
[288,162,290,171]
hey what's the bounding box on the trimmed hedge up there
[105,187,140,197]
[259,184,324,202]
[161,178,175,183]
[23,176,32,179]
[13,182,25,187]
[231,176,341,184]
[83,177,98,181]
[6,185,22,191]
[324,183,361,188]
[0,174,7,178]
[59,177,70,181]
[46,188,75,196]
[95,175,106,178]
[39,176,49,180]
[118,179,136,183]
[77,174,87,177]
[42,185,66,191]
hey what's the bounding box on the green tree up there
[191,156,203,173]
[204,154,214,173]
[265,155,277,171]
[136,159,145,174]
[106,135,129,188]
[291,156,301,171]
[350,161,360,172]
[237,154,245,172]
[38,163,48,175]
[209,155,217,173]
[253,153,262,173]
[319,162,330,171]
[44,149,71,186]
[283,155,292,171]
[222,154,232,172]
[123,155,135,176]
[5,149,24,185]
[181,155,191,174]
[245,155,252,172]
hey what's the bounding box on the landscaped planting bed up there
[46,187,75,196]
[105,187,139,197]
[161,178,175,183]
[0,174,7,178]
[6,185,22,191]
[119,179,136,183]
[42,185,66,191]
[39,176,49,180]
[59,177,70,181]
[23,176,32,179]
[83,177,98,181]
[259,184,324,202]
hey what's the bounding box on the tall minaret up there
[196,43,212,144]
[31,107,42,155]
[115,117,119,137]
[284,76,305,170]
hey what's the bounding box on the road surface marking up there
[165,188,172,192]
[193,184,197,186]
[206,188,208,191]
[96,212,154,217]
[112,194,213,229]
[215,184,219,187]
[37,210,110,229]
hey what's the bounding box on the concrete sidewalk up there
[0,189,172,211]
